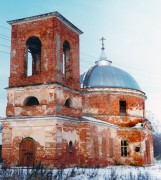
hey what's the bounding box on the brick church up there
[2,12,153,168]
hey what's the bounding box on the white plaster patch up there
[44,49,48,71]
[48,89,55,102]
[127,108,143,117]
[62,129,79,143]
[83,108,98,114]
[72,97,82,108]
[8,91,14,104]
[12,124,45,146]
[11,49,16,58]
[57,89,65,101]
[14,107,22,116]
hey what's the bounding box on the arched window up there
[69,141,73,153]
[26,36,41,76]
[62,41,70,75]
[25,96,39,106]
[65,98,72,108]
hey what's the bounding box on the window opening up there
[69,141,73,153]
[121,140,128,156]
[26,36,41,76]
[62,52,65,75]
[62,41,70,75]
[27,51,32,76]
[135,147,140,152]
[65,98,72,108]
[120,100,126,115]
[25,96,39,106]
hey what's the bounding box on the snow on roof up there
[82,116,120,129]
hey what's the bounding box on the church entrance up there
[19,138,37,167]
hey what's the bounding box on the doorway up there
[19,138,37,167]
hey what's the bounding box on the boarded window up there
[62,41,70,75]
[93,136,99,159]
[120,100,126,115]
[109,138,114,158]
[26,36,41,76]
[25,96,39,106]
[121,140,128,156]
[101,137,107,158]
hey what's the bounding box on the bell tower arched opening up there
[62,40,70,75]
[26,36,41,76]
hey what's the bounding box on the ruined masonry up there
[2,12,153,168]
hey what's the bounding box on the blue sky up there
[1,0,161,123]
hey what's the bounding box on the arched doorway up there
[19,138,37,167]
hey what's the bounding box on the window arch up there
[62,40,70,75]
[69,141,73,153]
[26,36,41,76]
[65,98,72,108]
[24,96,39,106]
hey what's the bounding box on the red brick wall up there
[83,91,145,126]
[9,17,80,91]
[2,118,153,168]
[6,84,82,118]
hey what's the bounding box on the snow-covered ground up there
[0,163,161,179]
[61,164,161,180]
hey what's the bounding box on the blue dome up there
[82,50,141,91]
[83,65,141,91]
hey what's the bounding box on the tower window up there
[120,100,126,115]
[65,98,72,108]
[26,36,41,76]
[62,41,70,75]
[69,141,73,153]
[25,96,39,106]
[121,140,128,156]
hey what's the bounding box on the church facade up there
[2,12,153,168]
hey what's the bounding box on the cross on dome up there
[100,37,106,50]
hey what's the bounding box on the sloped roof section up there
[7,11,83,35]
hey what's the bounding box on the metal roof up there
[83,65,141,91]
[7,11,83,35]
[82,49,141,91]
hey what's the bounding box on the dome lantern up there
[95,37,112,66]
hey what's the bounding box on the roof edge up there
[7,11,83,35]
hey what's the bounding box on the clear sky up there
[0,0,161,124]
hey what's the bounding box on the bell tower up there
[6,12,83,118]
